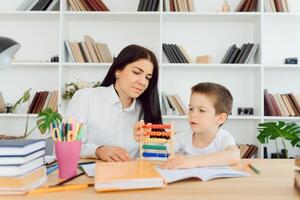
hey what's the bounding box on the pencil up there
[28,184,88,195]
[248,163,260,175]
[53,171,85,187]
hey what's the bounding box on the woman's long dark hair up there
[101,44,162,124]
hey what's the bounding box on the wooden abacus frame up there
[139,122,174,160]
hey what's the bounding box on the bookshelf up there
[0,0,300,157]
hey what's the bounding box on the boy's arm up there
[161,145,240,169]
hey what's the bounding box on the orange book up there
[94,160,166,192]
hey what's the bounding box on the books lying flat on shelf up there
[156,166,249,183]
[94,160,166,192]
[0,166,47,195]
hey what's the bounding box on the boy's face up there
[188,93,226,134]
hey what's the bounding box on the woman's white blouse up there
[65,85,141,158]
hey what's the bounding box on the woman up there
[65,44,162,162]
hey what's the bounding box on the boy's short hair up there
[191,82,233,116]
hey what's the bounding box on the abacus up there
[139,123,174,160]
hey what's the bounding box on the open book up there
[83,161,249,192]
[156,166,249,183]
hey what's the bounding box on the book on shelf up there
[0,166,47,195]
[16,0,60,11]
[163,43,190,64]
[264,89,300,117]
[238,144,258,158]
[138,0,160,11]
[221,43,259,64]
[68,0,109,11]
[65,35,112,63]
[264,0,290,12]
[162,93,187,116]
[28,91,58,114]
[235,0,258,12]
[295,155,300,191]
[163,0,195,12]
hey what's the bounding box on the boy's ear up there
[216,113,228,125]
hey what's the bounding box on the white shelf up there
[9,62,59,68]
[63,12,160,21]
[62,63,112,68]
[263,116,300,121]
[264,64,300,69]
[163,63,261,69]
[162,12,261,22]
[0,114,38,118]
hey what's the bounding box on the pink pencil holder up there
[55,141,81,179]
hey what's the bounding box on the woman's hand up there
[95,146,131,162]
[133,120,147,142]
[160,155,197,169]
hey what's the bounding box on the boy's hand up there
[160,155,196,169]
[95,146,131,162]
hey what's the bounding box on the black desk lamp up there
[0,37,20,69]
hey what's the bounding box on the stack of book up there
[221,43,259,64]
[16,0,59,11]
[163,43,191,63]
[27,91,58,114]
[163,0,195,12]
[235,0,258,12]
[137,0,160,11]
[68,0,109,11]
[238,144,258,158]
[265,0,290,12]
[65,35,113,63]
[264,89,300,117]
[295,155,300,192]
[0,140,47,195]
[162,92,187,116]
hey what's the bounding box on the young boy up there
[134,82,240,169]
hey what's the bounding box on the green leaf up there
[36,108,62,134]
[257,121,300,149]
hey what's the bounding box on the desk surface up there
[3,159,300,200]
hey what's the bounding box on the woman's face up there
[115,59,154,99]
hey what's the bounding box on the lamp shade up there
[0,37,20,69]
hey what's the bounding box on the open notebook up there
[82,161,249,192]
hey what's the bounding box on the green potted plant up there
[257,121,300,158]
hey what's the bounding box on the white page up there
[80,163,96,177]
[156,166,249,183]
